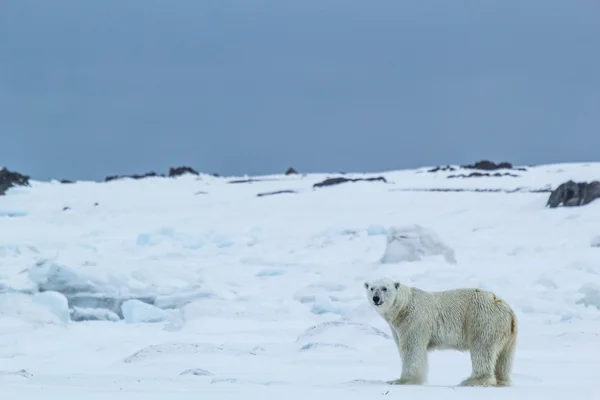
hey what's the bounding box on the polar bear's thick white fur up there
[365,277,517,387]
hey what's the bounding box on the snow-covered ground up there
[1,162,600,399]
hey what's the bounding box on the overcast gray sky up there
[2,1,599,181]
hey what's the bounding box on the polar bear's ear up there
[364,282,369,289]
[394,282,400,289]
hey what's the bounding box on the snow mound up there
[123,342,253,364]
[591,236,600,248]
[380,224,457,264]
[121,299,170,324]
[180,368,214,376]
[299,342,357,352]
[296,321,390,344]
[295,321,390,356]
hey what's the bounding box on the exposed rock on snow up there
[427,165,456,173]
[0,167,30,195]
[105,171,162,182]
[168,166,199,177]
[121,299,170,323]
[426,160,526,178]
[379,224,457,264]
[104,166,200,182]
[447,171,519,179]
[547,180,600,208]
[257,190,297,197]
[461,160,525,171]
[313,176,387,188]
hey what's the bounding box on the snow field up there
[0,163,600,398]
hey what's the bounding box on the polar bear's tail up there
[494,309,517,386]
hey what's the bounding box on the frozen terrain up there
[1,162,600,399]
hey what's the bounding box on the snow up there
[1,162,600,399]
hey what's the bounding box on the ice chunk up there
[0,293,65,325]
[310,295,341,315]
[380,224,457,264]
[576,283,600,310]
[29,260,98,293]
[70,307,121,322]
[121,299,170,323]
[32,291,70,323]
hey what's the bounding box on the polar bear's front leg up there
[390,328,402,358]
[388,335,428,385]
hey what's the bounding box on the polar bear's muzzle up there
[372,295,383,306]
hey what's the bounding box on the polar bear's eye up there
[382,287,387,292]
[370,287,374,291]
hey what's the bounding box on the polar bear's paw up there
[458,375,496,387]
[387,377,424,385]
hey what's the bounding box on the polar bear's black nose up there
[373,295,380,304]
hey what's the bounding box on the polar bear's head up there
[364,277,400,313]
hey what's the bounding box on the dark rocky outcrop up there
[461,160,527,171]
[313,176,387,188]
[447,172,520,179]
[228,178,262,184]
[227,178,281,184]
[546,180,600,208]
[105,166,201,182]
[427,165,456,173]
[169,166,199,177]
[0,168,30,195]
[285,167,298,175]
[391,186,553,194]
[257,190,297,197]
[105,171,163,182]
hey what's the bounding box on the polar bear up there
[364,277,517,387]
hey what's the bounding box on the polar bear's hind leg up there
[458,343,500,387]
[494,334,517,387]
[459,291,511,387]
